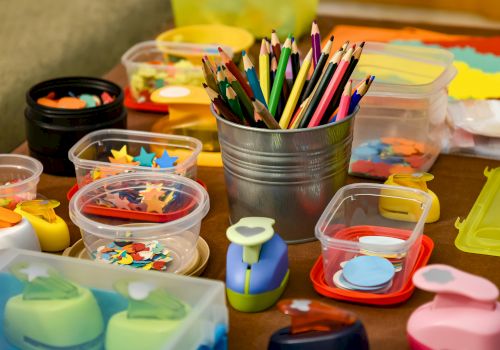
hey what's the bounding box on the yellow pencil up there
[259,39,270,104]
[279,49,312,128]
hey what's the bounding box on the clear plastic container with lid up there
[349,42,457,179]
[121,40,233,103]
[0,249,228,350]
[68,129,202,187]
[69,172,209,274]
[315,183,432,294]
[0,154,43,209]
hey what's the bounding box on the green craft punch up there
[3,263,104,350]
[106,280,189,350]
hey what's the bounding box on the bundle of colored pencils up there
[202,21,374,130]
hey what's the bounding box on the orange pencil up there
[218,47,254,99]
[307,47,353,128]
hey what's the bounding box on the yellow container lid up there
[156,24,254,56]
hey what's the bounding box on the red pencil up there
[307,47,353,128]
[335,80,352,122]
[218,47,254,98]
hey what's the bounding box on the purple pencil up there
[311,20,321,68]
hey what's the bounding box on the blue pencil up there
[242,51,267,107]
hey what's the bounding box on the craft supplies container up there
[156,24,254,61]
[349,42,457,180]
[170,0,317,39]
[68,129,202,187]
[315,183,432,293]
[69,173,209,274]
[25,77,127,176]
[0,249,228,350]
[0,154,42,209]
[122,41,233,102]
[213,107,358,243]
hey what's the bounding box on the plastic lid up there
[353,42,457,97]
[69,172,209,239]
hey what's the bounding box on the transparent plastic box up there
[68,129,202,187]
[315,183,432,293]
[121,41,232,103]
[69,172,209,274]
[349,42,457,179]
[0,154,43,210]
[0,248,228,350]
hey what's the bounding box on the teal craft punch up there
[106,280,189,350]
[3,262,104,350]
[226,217,289,312]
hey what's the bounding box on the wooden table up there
[14,18,500,350]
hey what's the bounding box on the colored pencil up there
[218,47,254,99]
[268,35,292,117]
[345,42,364,79]
[311,20,321,67]
[297,49,343,128]
[226,85,245,121]
[348,76,370,114]
[201,58,219,93]
[289,97,311,129]
[271,30,281,61]
[270,55,277,91]
[259,39,270,104]
[252,99,281,129]
[307,47,353,128]
[291,39,300,84]
[335,80,352,122]
[216,68,229,101]
[279,49,312,128]
[243,51,267,107]
[225,68,255,126]
[300,35,334,102]
[203,84,243,125]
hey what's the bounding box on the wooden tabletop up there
[14,18,500,350]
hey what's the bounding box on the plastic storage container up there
[68,129,202,187]
[121,41,233,103]
[0,248,228,350]
[315,183,432,294]
[0,154,43,210]
[25,77,127,176]
[69,172,209,274]
[170,0,318,39]
[349,42,457,179]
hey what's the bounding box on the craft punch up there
[268,299,369,349]
[380,172,439,223]
[4,263,104,350]
[226,217,289,312]
[407,264,500,350]
[15,199,70,252]
[0,207,40,251]
[106,281,189,350]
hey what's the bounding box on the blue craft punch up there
[226,217,289,312]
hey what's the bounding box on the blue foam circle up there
[343,256,395,287]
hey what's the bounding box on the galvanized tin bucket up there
[213,107,358,243]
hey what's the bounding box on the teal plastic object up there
[455,167,500,257]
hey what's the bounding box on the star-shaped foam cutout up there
[155,150,179,168]
[139,183,164,197]
[141,188,165,202]
[144,196,166,213]
[104,193,131,210]
[133,147,156,167]
[108,156,140,166]
[111,146,134,163]
[20,264,49,282]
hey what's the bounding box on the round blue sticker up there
[343,255,395,287]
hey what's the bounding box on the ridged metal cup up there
[213,107,358,243]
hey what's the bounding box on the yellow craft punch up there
[150,85,222,167]
[380,173,440,223]
[15,200,70,252]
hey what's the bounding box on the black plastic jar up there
[25,77,127,176]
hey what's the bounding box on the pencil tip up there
[217,47,223,53]
[272,29,276,33]
[313,19,317,24]
[330,35,334,40]
[202,83,208,88]
[360,41,365,47]
[242,50,246,56]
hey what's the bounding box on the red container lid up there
[310,235,434,306]
[124,86,169,113]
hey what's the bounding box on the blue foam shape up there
[343,256,395,288]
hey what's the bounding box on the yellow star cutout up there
[110,146,133,163]
[108,156,140,166]
[144,196,166,213]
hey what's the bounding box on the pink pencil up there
[335,80,352,122]
[307,48,353,128]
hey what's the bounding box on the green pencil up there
[226,85,245,121]
[268,35,292,117]
[225,68,256,126]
